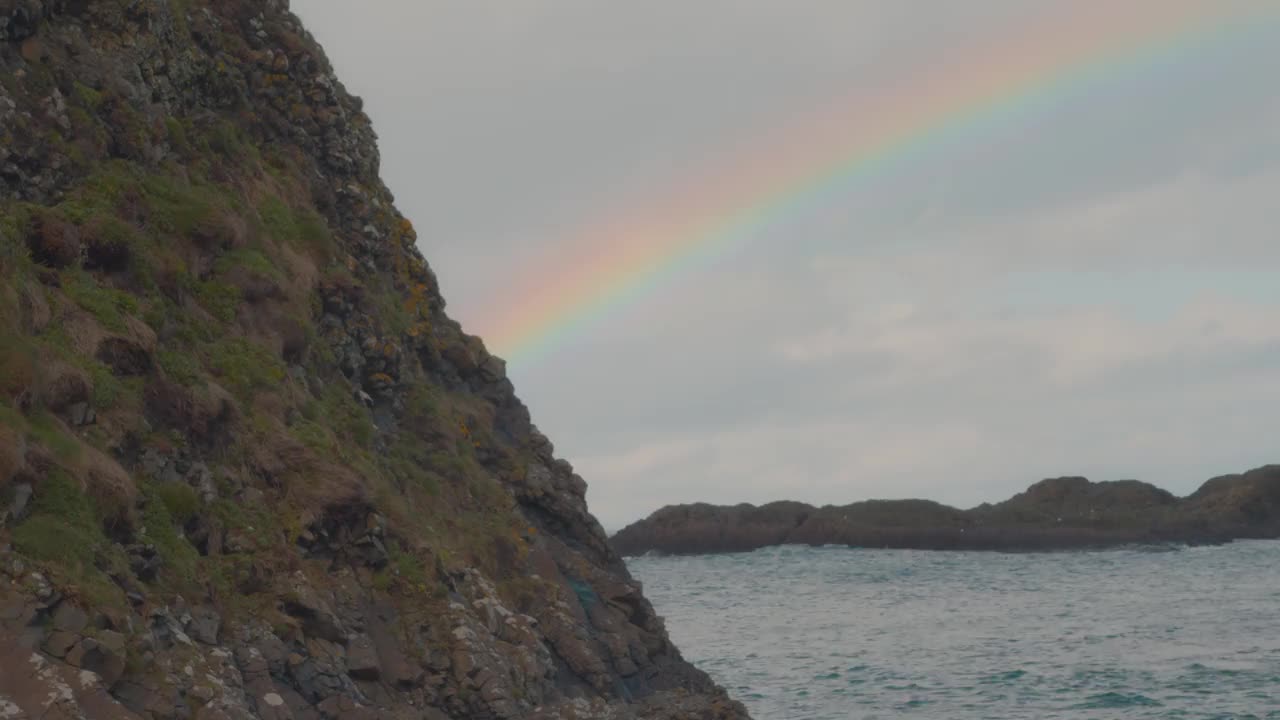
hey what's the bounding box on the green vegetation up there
[257,195,334,261]
[27,410,82,461]
[301,382,375,449]
[89,364,126,408]
[206,338,287,404]
[72,81,104,110]
[154,481,201,525]
[11,471,127,608]
[165,117,191,155]
[139,482,200,586]
[195,280,241,323]
[214,248,283,281]
[157,348,202,386]
[62,271,140,332]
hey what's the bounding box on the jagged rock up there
[187,606,222,645]
[344,634,380,681]
[126,544,162,582]
[281,573,346,644]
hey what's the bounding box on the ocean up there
[627,541,1280,719]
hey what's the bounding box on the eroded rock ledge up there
[611,466,1280,556]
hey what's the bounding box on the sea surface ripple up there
[627,541,1280,719]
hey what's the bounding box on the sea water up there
[627,541,1280,719]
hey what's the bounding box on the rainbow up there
[476,1,1272,366]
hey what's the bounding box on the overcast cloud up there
[292,1,1280,530]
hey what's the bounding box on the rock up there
[479,354,506,383]
[126,544,162,582]
[68,401,96,426]
[43,630,79,658]
[188,462,217,503]
[81,641,128,687]
[615,467,1280,555]
[281,574,346,643]
[186,606,221,645]
[52,602,89,633]
[7,482,32,523]
[316,696,377,720]
[1,1,43,43]
[96,336,152,376]
[344,634,380,681]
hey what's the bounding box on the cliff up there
[611,466,1280,556]
[0,1,748,718]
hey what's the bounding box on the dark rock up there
[52,602,89,633]
[43,629,78,657]
[82,645,127,687]
[7,482,32,523]
[613,466,1280,556]
[68,401,96,426]
[186,606,221,645]
[96,336,152,376]
[126,544,161,582]
[1,1,43,43]
[345,634,380,681]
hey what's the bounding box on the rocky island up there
[0,1,747,718]
[611,466,1280,556]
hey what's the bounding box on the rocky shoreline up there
[611,466,1280,556]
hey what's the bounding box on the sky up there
[291,1,1280,531]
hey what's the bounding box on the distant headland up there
[611,466,1280,556]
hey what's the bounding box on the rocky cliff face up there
[612,466,1280,556]
[0,1,748,718]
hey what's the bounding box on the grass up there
[27,410,82,461]
[195,280,241,323]
[139,482,200,587]
[257,195,334,262]
[154,481,201,525]
[205,338,286,404]
[62,271,139,333]
[309,382,375,449]
[157,348,202,386]
[11,471,128,608]
[214,248,283,281]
